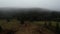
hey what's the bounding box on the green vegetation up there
[0,19,60,29]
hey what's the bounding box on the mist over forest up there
[0,8,60,21]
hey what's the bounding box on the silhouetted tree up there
[20,18,24,24]
[6,17,10,22]
[0,26,3,32]
[20,13,25,25]
[55,19,60,34]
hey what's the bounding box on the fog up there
[0,0,60,11]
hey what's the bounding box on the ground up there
[14,23,56,34]
[0,19,57,34]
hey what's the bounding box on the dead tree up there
[48,17,52,26]
[44,21,47,28]
[48,21,51,26]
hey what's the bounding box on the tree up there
[0,26,3,32]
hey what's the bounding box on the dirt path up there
[15,23,39,34]
[14,23,56,34]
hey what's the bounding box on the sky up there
[0,0,60,11]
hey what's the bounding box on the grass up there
[0,19,60,30]
[32,21,60,28]
[0,19,20,30]
[0,19,57,34]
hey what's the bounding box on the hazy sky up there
[0,0,60,11]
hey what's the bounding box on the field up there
[0,19,59,34]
